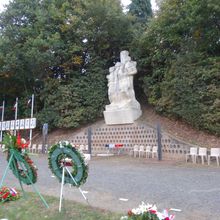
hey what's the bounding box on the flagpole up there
[29,94,34,146]
[0,100,5,142]
[14,97,18,136]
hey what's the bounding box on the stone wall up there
[68,124,196,159]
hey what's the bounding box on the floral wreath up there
[48,141,88,186]
[2,133,37,185]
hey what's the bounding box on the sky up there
[0,0,157,12]
[0,0,9,12]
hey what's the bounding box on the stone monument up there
[103,50,142,125]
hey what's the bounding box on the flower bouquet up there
[121,202,175,220]
[0,186,20,203]
[2,133,29,152]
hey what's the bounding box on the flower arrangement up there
[2,133,29,152]
[0,186,20,203]
[16,133,30,149]
[121,202,175,220]
[2,133,38,185]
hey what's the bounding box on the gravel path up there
[0,153,220,220]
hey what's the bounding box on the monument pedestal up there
[104,108,142,125]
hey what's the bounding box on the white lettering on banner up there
[2,122,6,131]
[10,120,15,130]
[19,119,25,129]
[0,118,37,131]
[15,120,20,130]
[6,121,10,130]
[25,119,30,129]
[30,118,36,129]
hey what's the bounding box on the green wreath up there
[7,149,37,185]
[2,134,37,185]
[48,141,88,186]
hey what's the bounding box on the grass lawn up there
[0,192,121,220]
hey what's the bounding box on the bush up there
[156,53,220,135]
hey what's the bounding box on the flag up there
[12,102,17,111]
[27,97,32,107]
[0,101,5,114]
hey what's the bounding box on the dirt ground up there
[138,105,220,148]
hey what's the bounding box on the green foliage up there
[3,0,219,136]
[126,212,160,220]
[0,0,132,128]
[158,53,220,134]
[0,0,57,98]
[2,133,17,150]
[128,0,153,23]
[37,58,108,129]
[136,0,220,135]
[83,0,133,60]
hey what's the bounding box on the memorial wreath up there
[2,133,37,185]
[48,141,88,186]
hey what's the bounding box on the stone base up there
[103,108,142,125]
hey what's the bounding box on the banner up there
[0,118,37,131]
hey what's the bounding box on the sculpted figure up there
[104,50,142,124]
[105,50,140,110]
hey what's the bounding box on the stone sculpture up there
[104,50,142,124]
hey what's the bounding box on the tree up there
[126,0,153,102]
[137,0,220,135]
[0,0,60,103]
[128,0,153,23]
[0,0,133,128]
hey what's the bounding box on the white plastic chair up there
[79,144,85,151]
[44,144,48,153]
[83,153,91,165]
[196,147,207,164]
[133,145,139,158]
[152,146,158,158]
[145,146,152,158]
[32,144,37,153]
[186,147,197,163]
[85,145,89,150]
[139,145,145,157]
[208,148,220,166]
[38,144,42,153]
